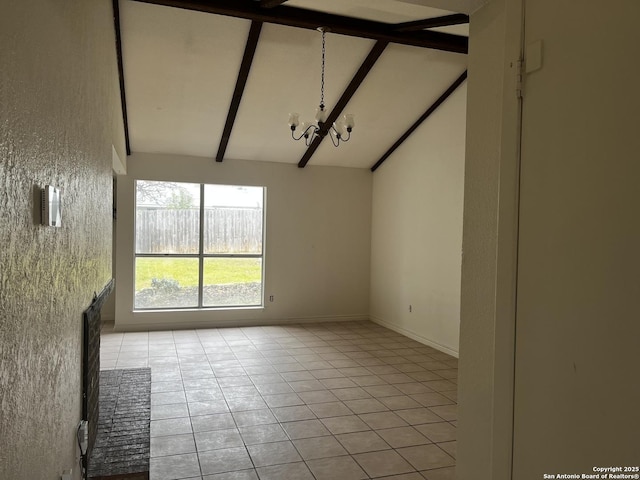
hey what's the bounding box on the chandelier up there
[288,27,355,147]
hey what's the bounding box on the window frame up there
[134,181,265,311]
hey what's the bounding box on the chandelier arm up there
[328,129,340,147]
[292,124,317,141]
[306,127,318,146]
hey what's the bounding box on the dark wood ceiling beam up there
[258,0,288,7]
[298,41,388,169]
[392,14,469,32]
[216,21,263,162]
[370,70,467,173]
[132,0,467,53]
[113,0,131,155]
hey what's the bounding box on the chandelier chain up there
[320,28,325,108]
[289,26,353,147]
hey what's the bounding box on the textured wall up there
[0,1,119,479]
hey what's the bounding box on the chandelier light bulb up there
[288,113,300,129]
[315,106,327,123]
[343,114,355,130]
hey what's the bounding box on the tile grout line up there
[105,321,456,480]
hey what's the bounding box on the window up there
[134,180,264,310]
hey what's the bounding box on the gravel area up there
[135,282,261,309]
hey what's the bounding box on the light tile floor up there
[100,321,458,480]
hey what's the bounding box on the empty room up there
[2,1,638,480]
[108,1,466,478]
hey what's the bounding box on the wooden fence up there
[136,207,262,254]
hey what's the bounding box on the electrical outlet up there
[269,295,274,302]
[61,469,72,480]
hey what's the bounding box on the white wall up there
[458,0,640,478]
[457,0,523,478]
[513,1,640,476]
[114,153,372,330]
[369,83,467,356]
[0,1,121,479]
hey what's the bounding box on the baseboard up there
[101,320,116,333]
[113,314,370,332]
[369,315,459,358]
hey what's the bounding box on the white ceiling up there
[120,0,470,169]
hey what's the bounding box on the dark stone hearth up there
[83,279,114,463]
[88,368,151,480]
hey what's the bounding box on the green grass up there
[135,257,262,291]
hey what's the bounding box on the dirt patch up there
[135,282,262,309]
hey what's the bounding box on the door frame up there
[458,0,525,478]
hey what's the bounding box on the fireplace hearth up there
[82,279,113,475]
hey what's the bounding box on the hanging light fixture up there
[288,27,355,147]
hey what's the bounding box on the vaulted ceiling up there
[117,0,476,170]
